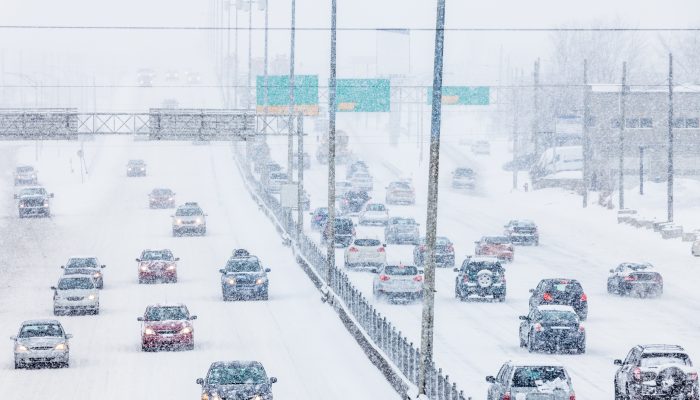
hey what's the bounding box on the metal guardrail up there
[233,143,470,400]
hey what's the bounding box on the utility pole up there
[326,0,338,286]
[667,53,674,222]
[226,1,231,107]
[234,4,239,108]
[511,70,519,190]
[418,0,446,396]
[262,0,269,129]
[618,62,627,210]
[288,0,296,182]
[639,146,644,195]
[247,0,253,109]
[582,59,590,207]
[532,59,540,155]
[297,113,304,235]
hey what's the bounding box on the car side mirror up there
[174,258,180,261]
[486,376,496,383]
[382,244,386,247]
[265,268,271,273]
[614,359,622,365]
[270,377,278,384]
[529,289,535,293]
[135,258,141,262]
[60,265,65,269]
[190,315,198,320]
[196,378,204,385]
[609,269,614,273]
[370,267,378,273]
[137,317,144,321]
[101,265,106,268]
[50,193,54,198]
[453,268,459,273]
[219,269,226,274]
[13,194,18,199]
[50,286,57,290]
[10,336,16,340]
[65,334,73,339]
[519,316,528,320]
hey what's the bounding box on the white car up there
[172,202,207,236]
[61,256,106,289]
[350,172,373,192]
[336,181,353,198]
[692,239,700,256]
[52,275,100,315]
[372,264,424,301]
[12,320,72,369]
[344,238,387,269]
[359,203,389,226]
[471,140,490,155]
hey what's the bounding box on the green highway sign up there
[336,79,391,112]
[256,75,319,115]
[428,86,490,105]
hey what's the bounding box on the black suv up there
[528,278,588,320]
[454,257,506,302]
[322,217,355,248]
[614,344,699,400]
[519,305,585,354]
[220,255,270,301]
[15,187,54,218]
[196,361,277,400]
[413,236,455,268]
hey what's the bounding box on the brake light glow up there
[578,324,585,332]
[413,275,423,282]
[447,244,454,252]
[624,275,637,281]
[379,274,390,281]
[502,392,511,400]
[633,367,642,381]
[580,293,588,302]
[534,323,543,332]
[543,292,553,302]
[463,275,470,283]
[377,247,385,253]
[348,247,359,253]
[569,394,576,400]
[689,372,698,381]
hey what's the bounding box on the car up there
[471,140,491,154]
[136,68,155,86]
[11,320,72,369]
[607,262,663,297]
[164,70,179,82]
[372,264,423,301]
[346,160,369,179]
[614,344,700,400]
[61,256,106,289]
[51,275,99,315]
[384,217,420,245]
[385,181,416,205]
[475,236,514,262]
[231,248,251,258]
[127,159,147,177]
[413,236,455,268]
[149,188,176,208]
[504,219,539,246]
[528,278,588,320]
[264,171,288,194]
[220,255,271,301]
[138,304,196,351]
[15,186,53,218]
[350,171,374,192]
[336,180,353,197]
[486,361,576,400]
[693,239,700,256]
[14,165,38,185]
[136,249,180,283]
[292,152,311,170]
[185,71,201,84]
[196,361,277,400]
[518,305,586,353]
[454,257,506,302]
[310,207,331,230]
[359,203,390,226]
[344,238,387,269]
[172,202,207,236]
[322,217,356,248]
[451,167,476,190]
[338,190,370,215]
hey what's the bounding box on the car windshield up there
[625,264,652,271]
[513,221,535,228]
[176,207,203,216]
[66,258,98,268]
[484,236,510,244]
[391,182,412,190]
[141,250,174,261]
[207,365,268,385]
[393,218,416,225]
[512,366,567,387]
[464,261,502,273]
[354,174,371,179]
[152,189,172,196]
[640,353,691,367]
[128,160,145,165]
[270,172,287,180]
[58,277,94,290]
[384,265,419,275]
[436,237,451,245]
[17,166,33,172]
[145,306,189,321]
[335,219,354,232]
[366,204,386,212]
[539,310,578,323]
[20,188,46,196]
[455,168,474,177]
[226,259,262,272]
[314,208,329,216]
[355,239,381,247]
[544,280,583,294]
[19,324,64,338]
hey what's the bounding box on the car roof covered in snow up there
[536,305,577,314]
[638,344,686,354]
[21,319,62,326]
[505,359,566,368]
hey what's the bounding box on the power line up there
[1,83,695,89]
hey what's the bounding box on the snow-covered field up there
[266,115,700,399]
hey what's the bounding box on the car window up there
[17,166,34,172]
[355,239,381,247]
[544,280,583,294]
[152,189,172,195]
[495,364,508,384]
[391,182,412,190]
[539,311,578,323]
[141,250,174,261]
[484,236,511,244]
[366,204,386,211]
[207,365,268,385]
[511,366,567,387]
[640,353,691,367]
[270,172,287,180]
[455,168,474,177]
[226,259,262,272]
[19,324,64,338]
[145,306,189,321]
[384,265,419,275]
[394,218,416,225]
[436,237,451,245]
[464,261,503,274]
[66,258,98,268]
[623,348,637,364]
[335,219,354,232]
[175,207,203,216]
[58,277,95,290]
[20,188,46,196]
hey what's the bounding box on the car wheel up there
[172,230,178,237]
[170,276,178,284]
[519,334,525,348]
[607,282,615,294]
[61,360,70,368]
[527,334,536,353]
[53,308,60,316]
[577,342,586,354]
[260,290,269,301]
[14,360,21,369]
[93,308,100,315]
[497,294,506,303]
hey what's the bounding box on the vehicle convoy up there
[519,305,586,353]
[136,249,180,283]
[220,253,271,301]
[14,165,38,185]
[486,361,576,400]
[451,167,476,190]
[384,217,420,244]
[322,217,356,247]
[11,320,72,369]
[414,236,455,267]
[372,264,424,301]
[504,219,540,246]
[359,203,390,226]
[385,180,416,205]
[475,235,515,262]
[148,188,176,208]
[138,304,196,351]
[15,186,53,218]
[608,262,663,297]
[126,159,147,177]
[338,190,370,215]
[614,344,700,400]
[52,275,99,315]
[529,278,588,320]
[344,238,387,269]
[196,361,277,400]
[61,256,106,289]
[172,202,207,236]
[454,257,506,302]
[318,129,350,163]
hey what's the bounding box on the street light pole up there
[247,0,253,109]
[619,62,627,210]
[418,0,446,396]
[326,0,337,286]
[667,53,674,222]
[234,3,239,108]
[288,0,296,182]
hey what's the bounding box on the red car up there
[474,236,514,262]
[138,304,196,351]
[136,249,179,284]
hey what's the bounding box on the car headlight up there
[88,294,97,300]
[54,343,67,351]
[201,394,209,400]
[176,219,183,225]
[167,264,177,270]
[179,326,192,335]
[43,201,49,206]
[211,393,222,400]
[168,197,173,201]
[93,272,101,278]
[14,344,28,352]
[195,218,202,224]
[19,204,25,208]
[140,265,150,272]
[251,395,264,400]
[144,328,156,335]
[226,277,236,285]
[255,278,266,285]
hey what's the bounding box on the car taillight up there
[463,275,470,283]
[543,292,553,302]
[502,392,511,400]
[534,323,543,332]
[624,275,637,281]
[379,274,390,281]
[413,275,423,282]
[689,372,698,381]
[569,394,576,400]
[580,293,588,302]
[508,245,514,251]
[419,245,425,251]
[377,247,385,252]
[447,244,454,252]
[655,275,663,282]
[578,324,585,332]
[348,247,359,253]
[633,367,642,381]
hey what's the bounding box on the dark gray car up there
[220,256,271,301]
[196,361,277,400]
[384,217,420,245]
